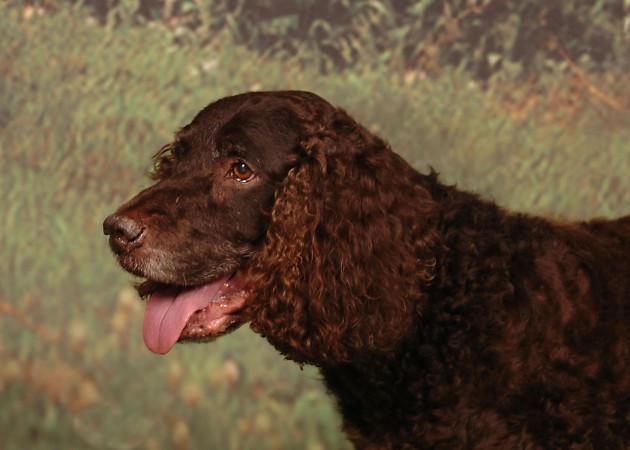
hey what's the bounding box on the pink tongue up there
[143,275,230,355]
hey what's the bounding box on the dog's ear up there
[248,109,439,365]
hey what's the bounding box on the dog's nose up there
[103,214,145,255]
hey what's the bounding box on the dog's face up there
[103,92,318,354]
[105,90,437,364]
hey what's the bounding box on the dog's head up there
[104,91,437,363]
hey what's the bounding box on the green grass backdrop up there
[1,2,628,449]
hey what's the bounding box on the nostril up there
[103,214,141,240]
[103,214,145,253]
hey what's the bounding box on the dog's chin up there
[130,271,250,355]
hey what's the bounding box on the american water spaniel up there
[104,90,630,449]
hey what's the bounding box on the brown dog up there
[105,91,630,449]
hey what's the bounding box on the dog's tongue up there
[143,275,231,355]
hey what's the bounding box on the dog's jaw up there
[142,273,248,354]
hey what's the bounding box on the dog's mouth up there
[142,273,248,355]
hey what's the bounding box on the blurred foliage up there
[1,1,629,449]
[18,0,630,78]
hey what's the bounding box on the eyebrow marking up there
[222,141,263,167]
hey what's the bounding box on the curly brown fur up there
[104,90,630,449]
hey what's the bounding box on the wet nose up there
[103,214,145,255]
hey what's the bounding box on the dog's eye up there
[231,161,255,182]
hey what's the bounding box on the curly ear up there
[247,110,439,365]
